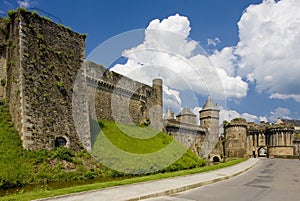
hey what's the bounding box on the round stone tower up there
[223,118,248,158]
[199,97,219,132]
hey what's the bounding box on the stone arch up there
[213,155,220,162]
[209,155,221,162]
[258,146,267,157]
[55,136,69,148]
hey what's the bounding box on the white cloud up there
[269,107,291,122]
[17,0,36,8]
[207,37,221,47]
[192,106,202,124]
[234,0,300,99]
[110,13,249,111]
[163,85,182,115]
[220,107,293,124]
[259,116,268,122]
[220,108,259,123]
[270,93,300,103]
[209,47,236,77]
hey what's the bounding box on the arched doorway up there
[212,155,221,162]
[258,146,267,157]
[55,136,67,148]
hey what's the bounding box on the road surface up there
[144,158,300,201]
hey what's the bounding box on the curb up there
[35,159,259,201]
[127,158,259,201]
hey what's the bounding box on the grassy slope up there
[0,102,204,195]
[91,120,205,174]
[0,102,104,190]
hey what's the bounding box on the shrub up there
[51,147,74,162]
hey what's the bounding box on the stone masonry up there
[0,9,87,151]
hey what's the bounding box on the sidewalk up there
[37,158,259,201]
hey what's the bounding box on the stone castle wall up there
[86,61,163,129]
[164,120,206,156]
[0,10,163,151]
[2,10,87,150]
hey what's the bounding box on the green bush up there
[51,147,74,162]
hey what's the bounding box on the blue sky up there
[1,0,300,123]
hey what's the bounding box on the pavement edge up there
[127,158,259,201]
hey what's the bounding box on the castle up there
[0,9,299,161]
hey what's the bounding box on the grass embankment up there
[91,120,205,175]
[0,101,106,190]
[0,102,206,199]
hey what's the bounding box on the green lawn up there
[0,102,206,199]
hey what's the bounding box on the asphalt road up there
[145,158,300,201]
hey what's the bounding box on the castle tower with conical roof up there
[176,107,197,124]
[164,107,175,120]
[199,97,220,134]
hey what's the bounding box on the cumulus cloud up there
[234,0,300,101]
[220,108,259,123]
[111,13,249,112]
[209,47,237,77]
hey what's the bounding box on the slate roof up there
[176,107,196,117]
[202,97,218,110]
[164,107,174,120]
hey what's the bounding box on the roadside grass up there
[0,158,247,201]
